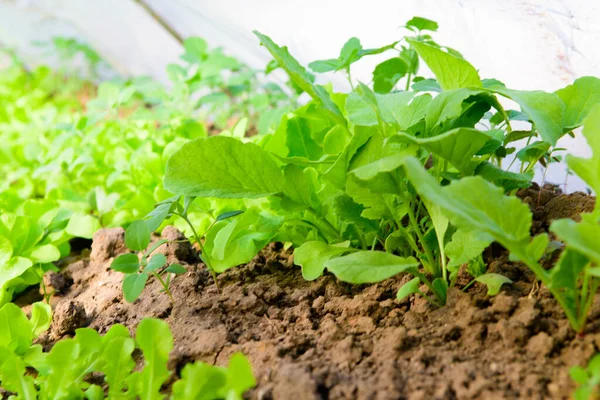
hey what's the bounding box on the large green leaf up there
[254,31,345,124]
[164,136,285,199]
[393,128,489,174]
[325,251,419,284]
[555,76,600,129]
[403,157,533,254]
[407,39,482,90]
[377,92,432,129]
[551,216,600,263]
[566,104,600,197]
[488,85,565,146]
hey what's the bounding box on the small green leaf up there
[125,221,151,252]
[254,31,345,124]
[405,16,439,32]
[397,277,421,300]
[475,273,512,296]
[65,213,101,239]
[216,210,244,221]
[225,353,256,396]
[30,244,61,264]
[326,251,419,284]
[122,273,148,303]
[143,254,167,273]
[294,241,352,281]
[372,58,408,93]
[551,216,600,263]
[0,236,13,266]
[407,39,482,90]
[166,263,187,274]
[30,302,52,337]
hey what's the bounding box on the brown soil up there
[21,184,597,400]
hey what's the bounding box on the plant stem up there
[176,213,220,293]
[153,271,174,304]
[405,195,436,274]
[305,208,341,242]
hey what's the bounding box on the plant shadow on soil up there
[17,183,598,400]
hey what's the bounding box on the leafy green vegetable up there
[164,136,285,198]
[0,305,256,399]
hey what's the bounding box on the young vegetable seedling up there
[111,195,244,303]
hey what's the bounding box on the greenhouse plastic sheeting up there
[1,0,598,192]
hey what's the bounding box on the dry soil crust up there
[24,185,598,400]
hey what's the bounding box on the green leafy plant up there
[0,302,255,399]
[112,194,246,301]
[157,16,600,316]
[0,35,299,305]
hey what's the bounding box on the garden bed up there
[19,184,596,400]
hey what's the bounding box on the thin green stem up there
[175,212,220,293]
[405,196,436,274]
[153,271,174,304]
[305,208,341,242]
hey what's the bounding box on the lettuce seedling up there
[0,303,255,399]
[112,195,245,302]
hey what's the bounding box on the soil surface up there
[19,184,598,400]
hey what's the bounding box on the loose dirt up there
[20,184,597,400]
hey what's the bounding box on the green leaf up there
[475,273,512,296]
[407,39,482,90]
[122,273,149,303]
[555,76,600,129]
[172,362,227,400]
[396,277,421,300]
[111,254,140,274]
[326,251,419,284]
[0,257,34,305]
[345,92,379,126]
[393,127,489,174]
[372,58,408,93]
[403,157,533,258]
[378,92,431,129]
[488,85,564,146]
[30,302,52,337]
[405,16,439,32]
[254,31,345,124]
[294,241,353,281]
[551,216,600,263]
[164,136,285,199]
[30,244,61,264]
[0,236,13,266]
[0,303,34,354]
[143,254,167,273]
[65,213,101,239]
[166,263,187,274]
[134,319,173,400]
[102,336,135,397]
[548,249,588,293]
[0,351,37,399]
[216,210,244,221]
[475,162,534,191]
[182,37,208,63]
[566,104,600,196]
[126,220,151,252]
[445,229,493,269]
[286,117,323,160]
[224,353,256,397]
